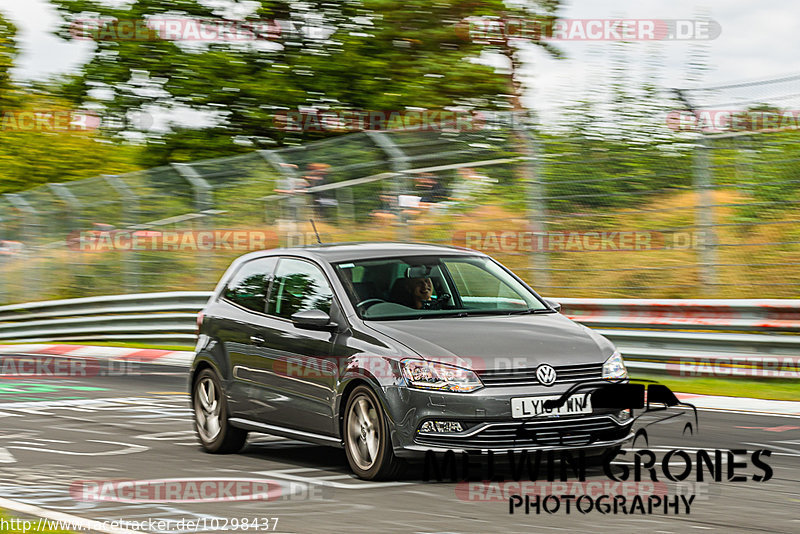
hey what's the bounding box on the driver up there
[407,277,434,309]
[391,277,435,309]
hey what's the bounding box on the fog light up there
[420,421,463,433]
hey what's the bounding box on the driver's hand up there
[421,298,442,310]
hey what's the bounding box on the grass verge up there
[0,510,73,534]
[0,341,193,352]
[631,373,800,401]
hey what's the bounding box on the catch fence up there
[0,118,798,303]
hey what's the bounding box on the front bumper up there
[383,384,634,457]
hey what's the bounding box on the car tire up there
[193,368,248,454]
[343,385,404,480]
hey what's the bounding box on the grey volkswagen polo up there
[190,242,633,480]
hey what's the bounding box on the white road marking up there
[261,467,317,474]
[254,469,410,489]
[695,408,800,419]
[0,433,31,439]
[137,430,195,441]
[0,447,16,463]
[0,496,141,534]
[7,440,148,456]
[744,442,800,456]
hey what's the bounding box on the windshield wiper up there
[507,308,555,315]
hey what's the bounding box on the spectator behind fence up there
[396,173,447,223]
[412,173,447,204]
[273,163,307,225]
[304,162,338,220]
[371,193,399,222]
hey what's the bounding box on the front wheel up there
[343,385,403,480]
[193,368,247,453]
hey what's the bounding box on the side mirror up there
[543,298,561,312]
[291,309,337,330]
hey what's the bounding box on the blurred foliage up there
[0,12,18,111]
[48,0,560,165]
[0,11,141,194]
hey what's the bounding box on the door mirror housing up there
[543,298,562,312]
[291,309,338,330]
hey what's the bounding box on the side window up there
[223,257,277,313]
[268,258,333,319]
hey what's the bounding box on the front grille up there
[415,416,628,449]
[478,363,603,387]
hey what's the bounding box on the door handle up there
[250,335,266,345]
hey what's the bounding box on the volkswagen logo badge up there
[536,364,557,386]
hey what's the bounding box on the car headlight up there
[401,359,483,392]
[602,350,628,380]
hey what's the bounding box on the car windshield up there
[334,255,549,320]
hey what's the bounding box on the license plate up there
[511,394,592,418]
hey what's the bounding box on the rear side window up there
[268,258,333,319]
[223,257,277,313]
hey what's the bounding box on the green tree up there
[0,10,140,193]
[49,0,561,165]
[0,11,19,112]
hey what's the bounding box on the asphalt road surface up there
[0,364,798,534]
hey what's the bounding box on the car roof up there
[235,241,483,264]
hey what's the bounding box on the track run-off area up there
[0,357,798,534]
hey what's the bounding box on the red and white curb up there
[673,392,799,418]
[0,344,797,416]
[0,344,194,367]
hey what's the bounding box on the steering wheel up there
[356,298,385,311]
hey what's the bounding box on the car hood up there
[364,313,614,371]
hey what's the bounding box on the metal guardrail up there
[0,293,797,378]
[0,292,211,345]
[558,298,800,332]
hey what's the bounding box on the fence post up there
[171,163,215,287]
[366,131,410,240]
[517,124,551,290]
[259,150,306,239]
[172,163,213,212]
[48,183,84,299]
[0,209,5,304]
[694,137,718,295]
[336,186,355,225]
[104,175,140,293]
[4,194,40,301]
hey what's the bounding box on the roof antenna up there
[309,219,322,244]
